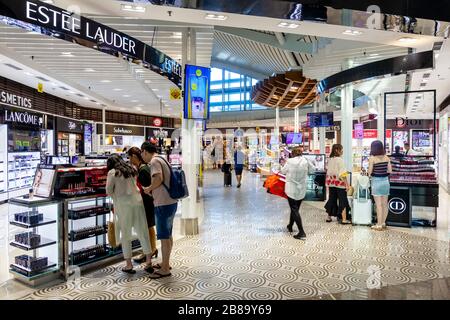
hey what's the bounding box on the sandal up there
[341,220,352,225]
[371,225,383,231]
[121,267,136,274]
[153,263,172,270]
[149,271,172,279]
[326,217,332,223]
[144,264,154,274]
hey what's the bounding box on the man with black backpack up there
[141,142,187,279]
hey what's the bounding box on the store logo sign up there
[395,117,422,128]
[68,121,76,130]
[162,58,182,78]
[1,91,32,109]
[5,110,42,126]
[153,118,162,127]
[389,198,406,215]
[113,127,133,134]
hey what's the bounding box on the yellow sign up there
[170,87,181,100]
[37,82,44,93]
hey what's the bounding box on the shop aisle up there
[2,171,450,300]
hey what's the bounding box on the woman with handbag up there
[324,144,351,224]
[127,147,159,263]
[222,152,233,187]
[106,154,154,274]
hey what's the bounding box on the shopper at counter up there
[106,154,154,274]
[141,142,178,279]
[368,140,392,231]
[391,145,404,158]
[404,142,421,156]
[324,144,351,224]
[127,147,158,263]
[280,146,315,240]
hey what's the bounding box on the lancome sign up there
[1,90,32,109]
[4,109,42,127]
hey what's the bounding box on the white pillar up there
[341,84,353,171]
[181,27,201,235]
[294,107,300,133]
[377,94,384,146]
[319,96,326,154]
[102,107,106,153]
[313,101,319,151]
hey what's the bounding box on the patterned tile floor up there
[6,171,450,299]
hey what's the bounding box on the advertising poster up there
[184,65,211,120]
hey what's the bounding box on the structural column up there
[102,107,106,152]
[319,95,326,154]
[294,107,300,133]
[313,101,319,151]
[181,27,201,235]
[376,94,384,146]
[341,84,354,171]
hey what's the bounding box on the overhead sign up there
[354,123,364,139]
[57,117,84,133]
[1,90,32,109]
[152,118,162,127]
[4,109,42,127]
[0,0,182,87]
[183,64,211,120]
[97,124,145,136]
[170,87,182,100]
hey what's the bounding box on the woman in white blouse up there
[106,154,153,274]
[280,146,315,240]
[324,144,351,224]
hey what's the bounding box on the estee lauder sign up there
[0,0,182,87]
[1,90,32,108]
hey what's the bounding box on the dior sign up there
[5,110,42,126]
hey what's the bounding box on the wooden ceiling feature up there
[251,70,317,109]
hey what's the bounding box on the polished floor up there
[1,171,450,300]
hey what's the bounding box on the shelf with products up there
[390,157,438,184]
[8,197,62,284]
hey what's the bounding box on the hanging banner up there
[0,0,182,87]
[183,64,211,120]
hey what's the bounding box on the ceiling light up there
[69,91,75,94]
[343,29,363,36]
[135,69,145,73]
[435,53,439,58]
[24,72,34,76]
[369,53,379,57]
[123,95,131,98]
[61,52,72,55]
[422,79,429,82]
[135,107,142,111]
[113,88,122,91]
[41,0,54,3]
[96,102,101,105]
[131,100,139,103]
[152,88,159,91]
[278,22,300,29]
[84,68,95,72]
[172,32,182,39]
[100,80,111,83]
[121,4,146,13]
[84,97,89,100]
[144,80,152,84]
[398,37,417,43]
[205,13,228,21]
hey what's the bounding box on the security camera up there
[168,11,172,17]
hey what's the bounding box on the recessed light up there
[84,97,89,100]
[113,88,122,91]
[144,80,152,84]
[131,100,139,103]
[96,102,101,105]
[343,29,363,36]
[69,91,75,94]
[278,22,300,29]
[172,32,182,39]
[100,80,111,83]
[121,4,146,13]
[84,68,95,72]
[24,72,34,76]
[205,13,228,20]
[152,89,159,92]
[398,37,417,43]
[135,69,145,73]
[422,79,429,82]
[135,107,142,111]
[123,95,131,98]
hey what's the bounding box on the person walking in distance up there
[234,146,245,188]
[141,142,178,278]
[368,140,392,231]
[280,146,315,240]
[127,147,158,263]
[106,154,154,274]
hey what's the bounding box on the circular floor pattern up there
[342,273,369,290]
[263,269,298,284]
[426,263,450,276]
[187,266,222,279]
[178,256,212,267]
[73,291,116,300]
[376,255,410,269]
[229,273,266,288]
[400,253,436,265]
[115,273,153,287]
[220,262,253,275]
[195,278,232,293]
[315,242,344,252]
[116,287,156,300]
[399,266,440,281]
[33,282,76,297]
[250,259,283,271]
[307,252,338,265]
[204,292,243,301]
[380,269,411,286]
[243,287,284,300]
[78,277,116,292]
[294,265,329,280]
[278,282,319,299]
[239,249,270,260]
[210,253,242,264]
[175,246,206,256]
[84,265,118,278]
[279,256,311,268]
[350,259,384,273]
[266,247,297,258]
[156,282,196,299]
[313,278,352,294]
[323,262,358,276]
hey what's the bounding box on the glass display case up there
[64,195,112,274]
[8,197,62,285]
[7,151,41,198]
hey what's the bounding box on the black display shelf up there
[69,228,108,242]
[68,208,110,220]
[10,237,56,251]
[10,218,56,229]
[10,262,57,277]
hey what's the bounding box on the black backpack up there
[157,156,189,200]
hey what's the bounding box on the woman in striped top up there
[368,140,392,231]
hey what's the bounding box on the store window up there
[209,67,266,112]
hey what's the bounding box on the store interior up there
[0,0,449,300]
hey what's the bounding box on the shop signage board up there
[97,124,145,136]
[360,114,377,122]
[183,64,211,120]
[0,0,182,87]
[387,186,412,227]
[1,90,32,109]
[152,118,163,127]
[57,118,84,134]
[3,108,42,127]
[354,123,364,139]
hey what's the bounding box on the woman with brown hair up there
[127,147,158,263]
[368,140,392,231]
[324,144,351,224]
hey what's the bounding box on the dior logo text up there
[389,198,406,215]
